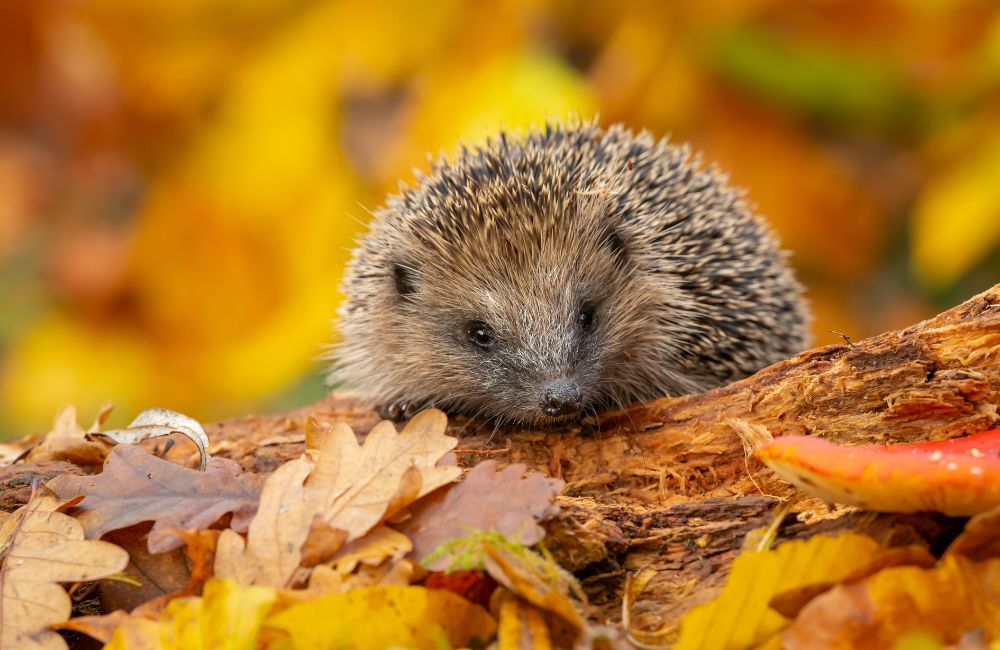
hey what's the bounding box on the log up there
[3,283,998,632]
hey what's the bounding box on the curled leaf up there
[92,408,211,471]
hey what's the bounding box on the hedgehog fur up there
[331,120,810,425]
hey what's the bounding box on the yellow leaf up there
[673,533,884,650]
[912,131,1000,288]
[264,585,496,650]
[105,578,277,650]
[498,592,553,650]
[783,554,1000,648]
[0,493,129,650]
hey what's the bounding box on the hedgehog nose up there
[540,380,582,417]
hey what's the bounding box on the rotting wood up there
[1,283,997,630]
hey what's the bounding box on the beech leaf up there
[756,429,1000,516]
[398,459,564,570]
[46,445,261,552]
[0,493,129,650]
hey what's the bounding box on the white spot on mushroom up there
[946,462,958,471]
[971,467,984,476]
[930,451,943,461]
[969,449,984,458]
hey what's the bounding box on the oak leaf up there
[46,444,260,552]
[328,524,412,574]
[398,459,564,570]
[216,410,459,588]
[0,492,129,650]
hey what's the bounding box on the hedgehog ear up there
[392,262,418,298]
[603,228,629,264]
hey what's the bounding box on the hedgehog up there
[331,121,810,426]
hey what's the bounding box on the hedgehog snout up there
[539,379,582,417]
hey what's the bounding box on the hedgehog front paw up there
[377,400,423,421]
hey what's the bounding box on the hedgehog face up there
[383,226,657,425]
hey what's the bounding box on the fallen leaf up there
[91,408,211,471]
[54,610,129,644]
[47,445,260,552]
[0,491,129,650]
[482,539,587,641]
[783,554,1000,649]
[216,410,458,588]
[215,457,313,588]
[105,578,278,650]
[768,544,936,619]
[24,404,115,467]
[130,529,221,619]
[263,585,496,649]
[496,590,553,650]
[299,518,349,567]
[756,429,1000,516]
[304,559,415,597]
[97,526,191,614]
[673,533,886,650]
[328,524,411,574]
[307,410,460,537]
[398,459,564,570]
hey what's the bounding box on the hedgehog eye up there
[577,305,596,331]
[392,262,417,297]
[467,321,495,350]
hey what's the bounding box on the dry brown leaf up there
[300,518,349,567]
[329,524,412,574]
[130,529,221,619]
[54,610,129,644]
[91,408,211,471]
[215,457,313,588]
[216,409,458,588]
[399,459,564,570]
[0,492,129,649]
[24,404,114,467]
[47,445,260,552]
[307,410,460,536]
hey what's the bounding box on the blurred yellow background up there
[1,0,999,439]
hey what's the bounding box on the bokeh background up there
[2,0,999,439]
